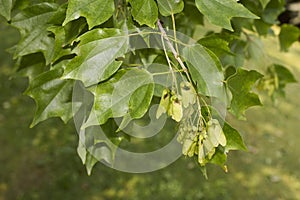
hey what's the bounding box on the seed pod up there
[187,141,197,157]
[207,119,226,147]
[182,138,193,156]
[203,138,215,159]
[198,135,206,165]
[168,95,183,122]
[156,88,170,119]
[180,81,197,108]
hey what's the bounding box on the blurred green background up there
[1,18,300,200]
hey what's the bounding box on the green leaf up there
[181,0,203,25]
[12,0,56,10]
[129,80,155,118]
[47,26,72,63]
[279,24,300,52]
[63,28,128,87]
[64,17,88,44]
[77,131,87,164]
[11,3,58,63]
[259,0,271,9]
[261,0,285,24]
[273,64,297,85]
[11,3,57,37]
[210,146,227,166]
[227,68,263,119]
[63,0,114,29]
[182,44,226,100]
[176,0,203,36]
[47,3,67,24]
[80,121,124,175]
[13,53,46,80]
[25,67,75,127]
[254,19,271,36]
[129,0,158,28]
[157,0,184,16]
[223,122,247,151]
[83,68,154,128]
[198,34,233,57]
[222,39,247,67]
[0,0,13,20]
[195,0,258,31]
[85,151,98,176]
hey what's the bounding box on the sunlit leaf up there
[63,28,128,87]
[195,0,258,31]
[11,3,58,63]
[129,0,158,28]
[0,0,13,20]
[63,0,114,29]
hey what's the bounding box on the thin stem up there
[157,19,193,84]
[171,13,179,54]
[160,31,178,91]
[152,70,184,76]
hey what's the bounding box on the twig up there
[157,19,203,127]
[157,19,191,82]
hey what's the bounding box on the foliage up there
[0,0,298,176]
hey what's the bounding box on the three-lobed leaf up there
[25,67,75,127]
[63,28,128,87]
[227,68,263,120]
[11,3,58,63]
